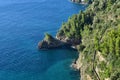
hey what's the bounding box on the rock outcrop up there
[38,33,69,49]
[71,0,90,4]
[56,34,81,46]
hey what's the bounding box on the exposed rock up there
[96,51,106,62]
[71,0,90,4]
[71,59,80,70]
[86,74,92,80]
[38,33,70,49]
[56,35,81,46]
[105,78,110,80]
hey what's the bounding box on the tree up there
[115,37,120,56]
[94,36,99,50]
[81,13,85,24]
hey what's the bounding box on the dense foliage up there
[57,10,94,40]
[44,33,54,41]
[96,27,120,80]
[57,0,120,79]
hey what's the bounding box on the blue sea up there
[0,0,86,80]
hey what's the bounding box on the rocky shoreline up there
[38,33,80,50]
[38,33,81,75]
[70,0,89,5]
[38,0,87,78]
[38,0,89,79]
[38,0,120,80]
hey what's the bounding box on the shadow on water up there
[38,49,79,71]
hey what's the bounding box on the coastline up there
[38,0,86,78]
[37,0,89,80]
[69,0,88,5]
[38,0,120,80]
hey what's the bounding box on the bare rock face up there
[56,35,81,46]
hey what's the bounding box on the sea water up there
[0,0,86,80]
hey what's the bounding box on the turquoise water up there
[0,0,86,80]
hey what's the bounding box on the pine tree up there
[115,37,120,56]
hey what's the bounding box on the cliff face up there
[57,0,120,80]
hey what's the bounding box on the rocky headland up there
[38,33,79,49]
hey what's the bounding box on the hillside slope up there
[57,0,120,80]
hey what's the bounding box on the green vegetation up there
[100,27,120,57]
[44,33,54,41]
[57,10,94,40]
[98,28,120,79]
[57,0,120,79]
